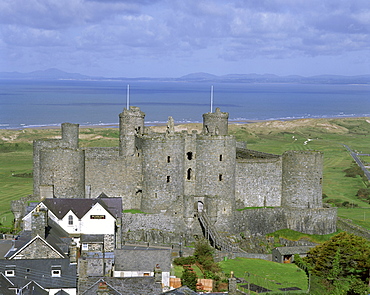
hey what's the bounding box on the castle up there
[29,106,336,244]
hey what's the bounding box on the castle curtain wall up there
[235,157,282,208]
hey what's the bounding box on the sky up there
[1,0,370,78]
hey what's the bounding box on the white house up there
[23,197,122,250]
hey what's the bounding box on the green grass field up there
[220,257,308,293]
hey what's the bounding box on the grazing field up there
[0,117,370,231]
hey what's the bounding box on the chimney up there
[31,206,48,239]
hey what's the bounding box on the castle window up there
[187,168,192,180]
[187,152,193,160]
[219,174,223,181]
[167,156,171,163]
[219,154,223,161]
[167,176,171,183]
[68,215,73,225]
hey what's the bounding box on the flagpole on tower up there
[210,85,213,113]
[126,84,130,110]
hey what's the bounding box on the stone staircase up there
[197,211,246,254]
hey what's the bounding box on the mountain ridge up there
[1,68,369,84]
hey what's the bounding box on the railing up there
[197,211,246,254]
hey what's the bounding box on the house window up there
[51,268,61,277]
[68,215,73,225]
[5,270,15,277]
[187,152,193,160]
[167,176,171,183]
[219,174,223,181]
[167,156,171,163]
[82,243,88,251]
[219,154,223,161]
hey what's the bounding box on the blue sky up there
[1,0,370,77]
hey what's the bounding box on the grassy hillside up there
[0,117,369,231]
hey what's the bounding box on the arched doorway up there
[197,201,204,213]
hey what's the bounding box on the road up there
[343,144,370,181]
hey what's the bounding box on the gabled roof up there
[0,258,77,289]
[160,286,198,295]
[5,219,71,259]
[19,280,48,295]
[41,197,122,219]
[79,277,162,295]
[0,272,14,295]
[7,234,65,260]
[81,278,122,295]
[55,290,71,295]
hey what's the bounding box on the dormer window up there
[5,269,15,277]
[51,266,61,277]
[68,215,73,225]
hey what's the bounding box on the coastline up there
[1,115,369,131]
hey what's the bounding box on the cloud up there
[1,0,370,76]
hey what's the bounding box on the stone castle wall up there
[232,207,337,236]
[235,157,282,208]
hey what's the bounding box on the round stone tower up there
[202,107,228,136]
[281,150,323,209]
[61,122,79,149]
[40,148,85,198]
[141,133,185,213]
[119,106,145,157]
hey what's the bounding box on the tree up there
[181,267,197,291]
[304,232,370,294]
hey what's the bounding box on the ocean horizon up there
[0,80,369,129]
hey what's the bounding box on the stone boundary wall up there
[121,213,183,232]
[232,207,337,236]
[337,217,370,240]
[121,213,189,245]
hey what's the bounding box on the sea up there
[0,80,369,129]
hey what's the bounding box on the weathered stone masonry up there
[28,106,336,244]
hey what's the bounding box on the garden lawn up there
[220,257,308,293]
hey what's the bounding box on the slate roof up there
[80,277,162,295]
[114,246,171,272]
[4,219,71,259]
[55,290,71,295]
[273,246,315,255]
[0,272,14,295]
[42,197,122,219]
[0,240,13,260]
[19,280,48,295]
[80,234,104,244]
[0,258,77,289]
[160,286,198,295]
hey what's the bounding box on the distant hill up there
[0,68,92,80]
[0,68,369,84]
